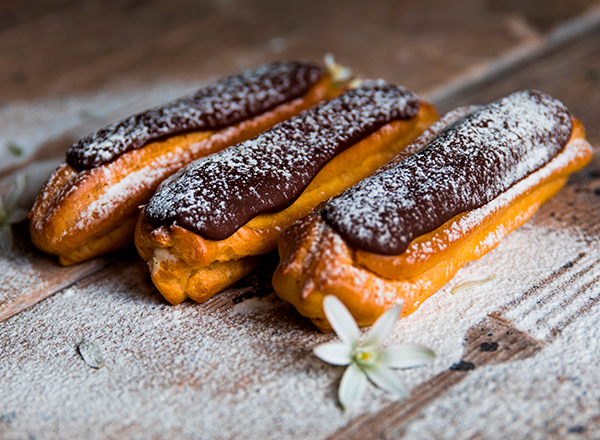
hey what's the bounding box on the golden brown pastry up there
[29,61,338,265]
[272,90,593,331]
[135,80,439,305]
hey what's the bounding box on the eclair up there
[272,90,593,331]
[135,80,439,305]
[29,61,339,265]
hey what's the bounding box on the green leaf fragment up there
[6,142,23,157]
[78,339,104,369]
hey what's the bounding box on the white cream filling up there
[150,248,178,276]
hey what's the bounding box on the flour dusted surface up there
[66,61,323,170]
[323,90,573,255]
[144,81,420,240]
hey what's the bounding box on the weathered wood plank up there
[0,224,119,322]
[432,18,600,145]
[0,80,197,178]
[328,248,600,439]
[0,0,77,32]
[0,0,571,101]
[0,1,218,100]
[327,316,543,440]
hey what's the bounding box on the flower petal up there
[451,274,496,295]
[364,302,403,346]
[381,343,436,369]
[323,296,360,347]
[314,342,352,366]
[364,365,409,398]
[339,363,367,411]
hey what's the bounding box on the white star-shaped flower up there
[314,295,435,411]
[0,174,29,252]
[324,53,354,87]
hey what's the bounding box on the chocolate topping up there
[66,61,324,170]
[322,90,573,255]
[144,81,420,239]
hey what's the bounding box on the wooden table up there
[1,2,600,439]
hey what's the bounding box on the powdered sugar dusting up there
[323,90,573,255]
[66,61,323,170]
[72,157,173,231]
[144,81,420,240]
[0,251,43,306]
[405,136,591,263]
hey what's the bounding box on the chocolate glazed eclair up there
[273,90,593,332]
[135,80,439,305]
[30,61,339,265]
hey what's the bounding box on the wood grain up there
[2,0,586,101]
[0,224,120,322]
[329,247,600,438]
[327,315,543,440]
[433,20,600,146]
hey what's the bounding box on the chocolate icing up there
[322,90,573,255]
[144,80,420,239]
[66,61,324,170]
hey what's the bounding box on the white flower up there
[451,274,496,295]
[313,296,435,411]
[324,53,354,87]
[0,174,29,252]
